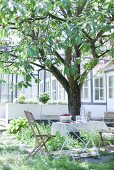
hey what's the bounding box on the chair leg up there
[99,132,105,146]
[29,137,51,157]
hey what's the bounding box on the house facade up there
[0,59,114,120]
[38,59,114,119]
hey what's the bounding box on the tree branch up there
[82,29,94,43]
[38,48,70,92]
[30,62,48,70]
[54,50,65,64]
[94,30,105,42]
[75,0,87,16]
[48,13,66,22]
[49,64,70,93]
[99,49,110,58]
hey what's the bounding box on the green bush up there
[39,93,50,104]
[16,127,34,145]
[14,94,26,104]
[48,132,66,151]
[81,131,101,147]
[9,118,28,134]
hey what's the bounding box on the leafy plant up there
[9,118,28,134]
[13,95,39,104]
[81,131,101,147]
[14,94,26,104]
[16,127,33,145]
[39,93,50,104]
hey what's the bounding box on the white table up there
[51,121,109,136]
[51,121,110,158]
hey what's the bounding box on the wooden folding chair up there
[24,110,55,157]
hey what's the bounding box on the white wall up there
[81,104,106,119]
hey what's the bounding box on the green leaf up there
[27,47,38,57]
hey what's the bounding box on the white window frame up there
[51,76,58,100]
[39,81,44,96]
[107,73,114,99]
[58,83,65,101]
[45,71,51,95]
[93,74,106,103]
[81,75,91,102]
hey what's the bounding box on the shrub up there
[16,127,33,145]
[39,93,50,104]
[14,94,26,104]
[48,132,66,151]
[81,131,101,147]
[9,118,28,134]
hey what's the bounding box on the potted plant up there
[39,93,50,104]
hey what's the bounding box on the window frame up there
[108,74,114,99]
[93,74,106,103]
[81,75,91,102]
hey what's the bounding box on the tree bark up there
[67,83,81,121]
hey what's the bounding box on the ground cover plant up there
[0,131,114,170]
[1,120,114,169]
[9,119,114,151]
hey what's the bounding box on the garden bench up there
[104,112,114,125]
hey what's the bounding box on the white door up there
[107,73,114,111]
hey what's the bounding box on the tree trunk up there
[67,83,81,139]
[67,83,81,121]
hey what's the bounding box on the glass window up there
[45,71,50,79]
[23,85,38,100]
[0,74,12,102]
[52,79,57,100]
[45,71,50,95]
[39,70,44,81]
[39,82,44,95]
[45,81,50,93]
[94,76,105,101]
[81,79,90,101]
[58,83,65,101]
[109,76,114,98]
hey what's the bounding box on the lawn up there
[0,130,114,170]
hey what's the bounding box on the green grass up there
[0,132,114,170]
[4,123,114,170]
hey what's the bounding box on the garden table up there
[51,121,110,158]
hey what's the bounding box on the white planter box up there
[6,103,68,121]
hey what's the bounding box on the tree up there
[0,0,114,119]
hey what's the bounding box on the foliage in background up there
[12,122,104,151]
[16,127,34,145]
[9,118,28,134]
[39,93,50,104]
[13,94,39,104]
[13,94,26,104]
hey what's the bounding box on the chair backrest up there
[24,110,42,140]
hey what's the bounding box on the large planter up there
[6,103,68,121]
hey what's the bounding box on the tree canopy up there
[0,0,114,76]
[0,0,114,92]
